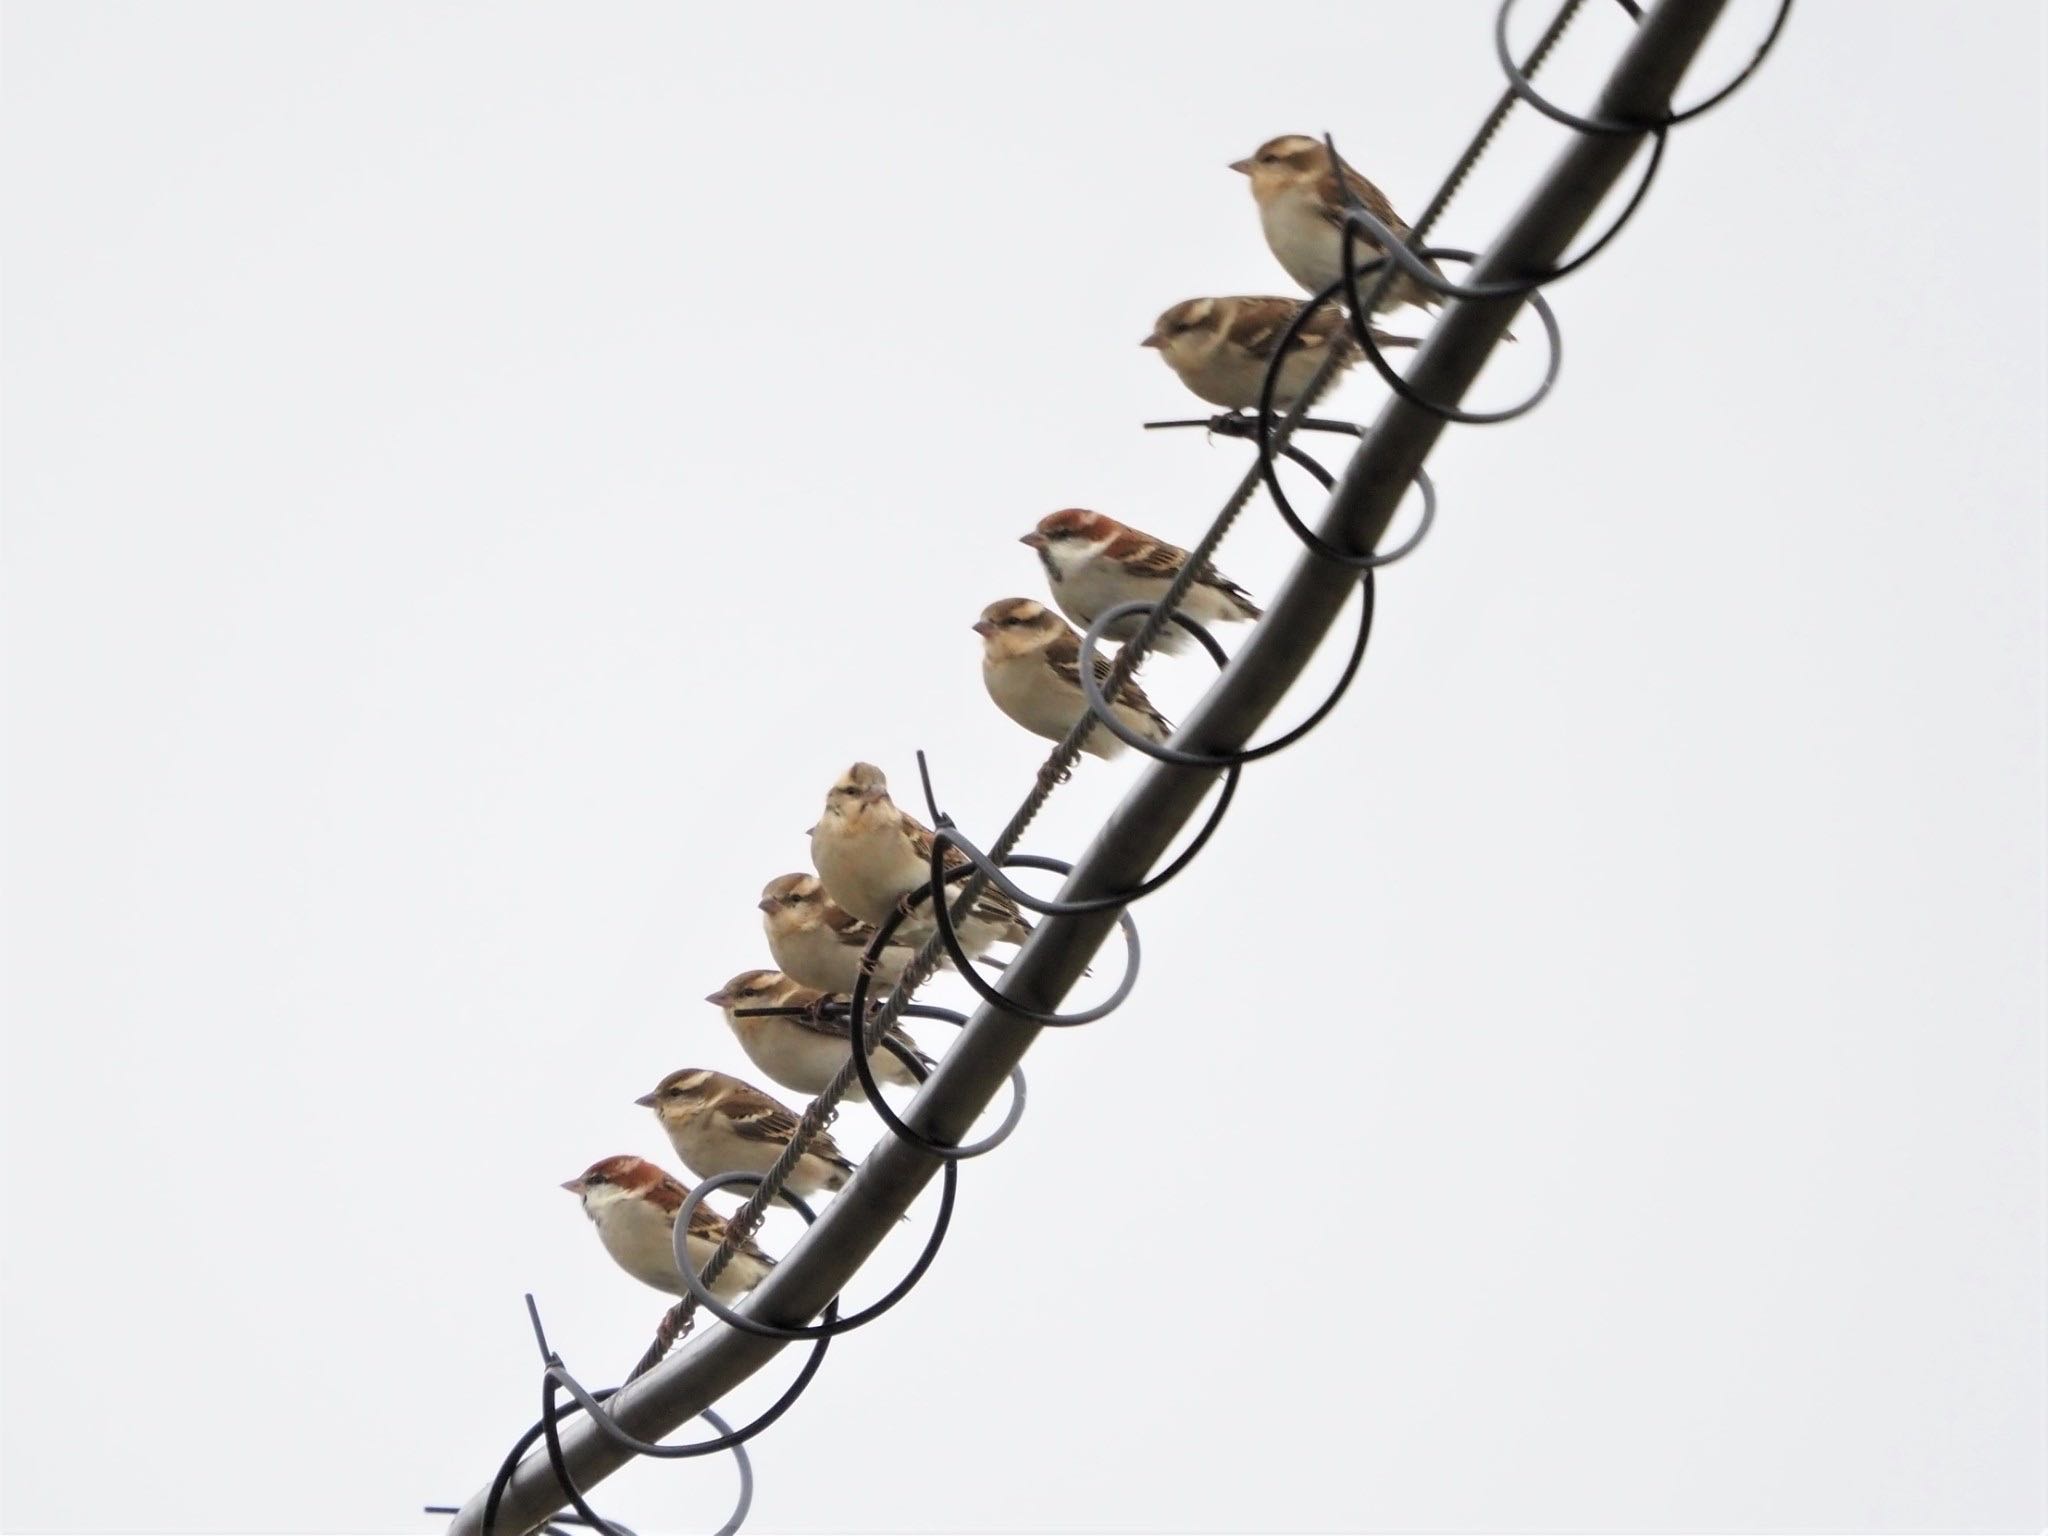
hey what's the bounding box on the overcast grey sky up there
[4,2,2043,1532]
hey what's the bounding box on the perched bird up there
[810,762,1032,954]
[637,1067,857,1201]
[561,1154,775,1301]
[1022,508,1262,652]
[1142,296,1382,412]
[1232,133,1444,315]
[758,872,922,996]
[975,597,1173,758]
[708,966,933,1098]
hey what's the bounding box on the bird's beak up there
[560,1178,585,1193]
[633,1091,659,1108]
[705,987,732,1006]
[1019,531,1047,550]
[972,619,995,637]
[804,822,817,835]
[1228,158,1253,175]
[1139,333,1162,349]
[756,896,777,913]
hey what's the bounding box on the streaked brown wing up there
[682,1203,778,1269]
[1320,166,1445,283]
[725,1097,803,1144]
[905,807,983,881]
[1230,299,1294,361]
[1312,166,1403,238]
[1050,634,1168,729]
[789,1009,856,1042]
[684,1203,729,1243]
[905,797,1028,932]
[823,907,878,948]
[1113,539,1186,582]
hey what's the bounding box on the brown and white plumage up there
[1143,295,1403,412]
[1021,508,1261,653]
[561,1154,775,1301]
[809,762,1032,954]
[975,597,1173,759]
[1232,133,1444,314]
[708,966,932,1098]
[637,1068,857,1201]
[758,872,921,996]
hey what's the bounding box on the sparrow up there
[758,872,922,996]
[637,1067,857,1200]
[1232,134,1444,315]
[1142,295,1392,412]
[1021,508,1261,652]
[561,1154,775,1301]
[975,597,1173,758]
[708,965,934,1098]
[809,762,1032,954]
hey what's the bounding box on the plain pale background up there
[4,1,2042,1531]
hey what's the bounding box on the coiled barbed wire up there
[446,1,1790,1529]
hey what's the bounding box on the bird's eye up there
[1259,152,1279,165]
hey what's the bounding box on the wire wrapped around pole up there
[440,3,1786,1529]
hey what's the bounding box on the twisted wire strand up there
[1418,0,1594,242]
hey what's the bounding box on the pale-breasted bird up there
[1021,508,1261,652]
[1143,295,1396,412]
[561,1154,775,1301]
[758,872,921,995]
[809,762,1032,955]
[975,597,1173,758]
[637,1067,857,1200]
[708,966,932,1098]
[1232,133,1444,315]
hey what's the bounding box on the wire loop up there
[924,842,1141,1027]
[1272,444,1437,571]
[1495,0,1793,134]
[472,1298,776,1536]
[1237,301,1441,560]
[842,986,1030,1159]
[538,1377,752,1536]
[1335,243,1565,424]
[1330,132,1666,304]
[1076,585,1377,771]
[673,1169,956,1341]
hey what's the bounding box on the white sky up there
[4,2,2043,1532]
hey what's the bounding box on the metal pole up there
[448,3,1730,1528]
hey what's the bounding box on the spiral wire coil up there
[440,1,1788,1528]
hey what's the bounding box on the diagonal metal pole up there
[448,3,1730,1529]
